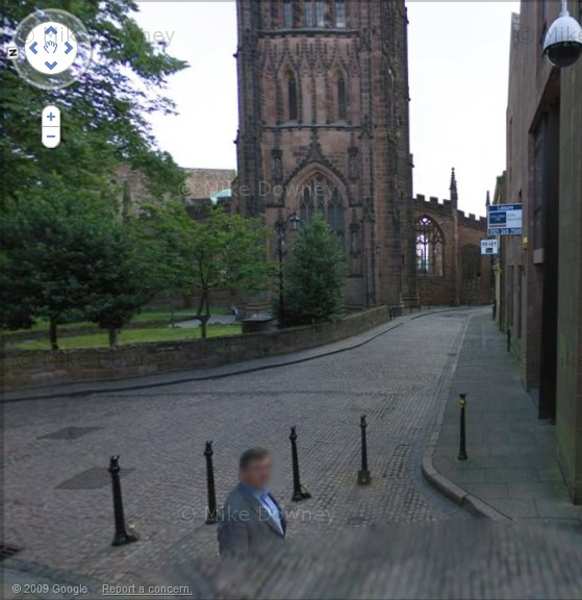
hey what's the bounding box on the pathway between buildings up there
[431,309,582,525]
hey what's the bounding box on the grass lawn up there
[15,324,242,351]
[131,306,230,323]
[7,307,232,335]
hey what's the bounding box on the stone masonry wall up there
[413,194,491,306]
[1,307,390,393]
[556,36,582,503]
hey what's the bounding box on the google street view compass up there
[10,9,92,90]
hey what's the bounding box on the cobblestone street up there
[3,309,476,590]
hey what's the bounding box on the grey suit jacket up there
[217,483,286,557]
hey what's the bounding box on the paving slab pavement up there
[430,308,582,525]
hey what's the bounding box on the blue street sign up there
[487,204,523,236]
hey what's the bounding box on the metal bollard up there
[507,329,511,353]
[458,394,468,461]
[204,441,218,524]
[289,426,311,502]
[357,415,372,485]
[108,456,138,546]
[492,300,497,321]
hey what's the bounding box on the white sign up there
[487,204,523,236]
[481,239,498,256]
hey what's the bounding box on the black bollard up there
[492,299,497,321]
[507,328,511,353]
[289,426,311,502]
[204,441,218,524]
[357,415,372,485]
[108,456,138,547]
[458,394,468,461]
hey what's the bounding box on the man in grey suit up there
[218,447,286,557]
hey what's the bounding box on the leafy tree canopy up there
[1,0,188,205]
[135,204,272,337]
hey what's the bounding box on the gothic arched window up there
[300,186,314,223]
[283,0,293,27]
[304,0,315,27]
[304,0,326,27]
[335,0,347,27]
[300,175,345,240]
[315,0,326,27]
[337,76,347,121]
[327,188,345,239]
[287,72,298,121]
[416,216,444,276]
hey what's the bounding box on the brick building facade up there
[234,0,414,308]
[498,0,582,503]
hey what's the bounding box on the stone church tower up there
[234,0,413,307]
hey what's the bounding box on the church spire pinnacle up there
[450,167,458,207]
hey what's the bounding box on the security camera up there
[543,2,582,68]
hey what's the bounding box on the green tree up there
[0,192,170,349]
[1,0,188,207]
[190,209,272,337]
[83,222,160,347]
[0,190,117,349]
[1,1,190,347]
[131,201,200,309]
[137,205,272,338]
[284,214,346,326]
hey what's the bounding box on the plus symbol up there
[47,112,56,122]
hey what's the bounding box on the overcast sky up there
[135,1,520,217]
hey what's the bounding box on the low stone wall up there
[1,306,390,392]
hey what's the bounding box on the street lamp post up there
[275,213,301,328]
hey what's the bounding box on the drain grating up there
[38,426,102,441]
[56,466,134,490]
[0,544,22,561]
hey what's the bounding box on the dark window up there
[416,216,444,276]
[337,76,347,120]
[283,0,293,27]
[288,73,298,121]
[336,0,346,27]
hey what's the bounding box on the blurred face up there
[240,456,272,490]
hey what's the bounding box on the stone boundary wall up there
[1,307,390,392]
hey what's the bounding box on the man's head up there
[239,447,272,490]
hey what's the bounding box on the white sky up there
[135,1,520,217]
